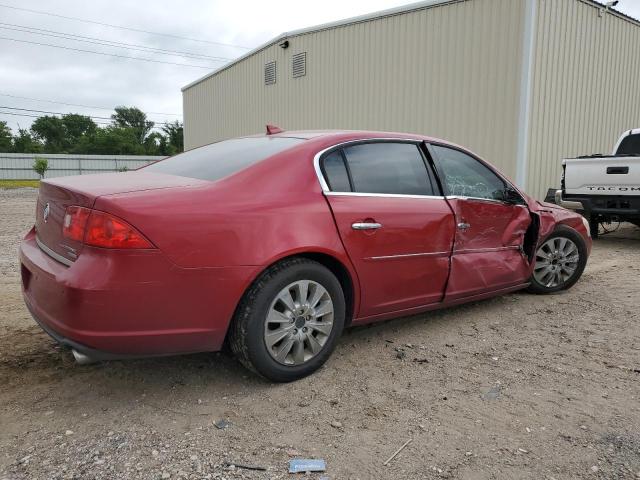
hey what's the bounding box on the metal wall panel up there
[183,0,526,178]
[0,154,164,180]
[526,0,640,198]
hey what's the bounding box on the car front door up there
[319,141,455,319]
[428,143,533,301]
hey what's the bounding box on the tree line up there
[0,107,183,156]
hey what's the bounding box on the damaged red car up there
[20,129,591,381]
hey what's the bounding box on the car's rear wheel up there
[527,225,587,294]
[228,258,345,382]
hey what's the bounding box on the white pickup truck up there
[554,129,640,237]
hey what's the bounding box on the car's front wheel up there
[527,225,588,294]
[229,258,345,382]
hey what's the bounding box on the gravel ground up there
[1,187,639,480]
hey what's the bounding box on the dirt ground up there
[1,187,639,480]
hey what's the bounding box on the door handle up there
[457,222,471,230]
[352,222,382,230]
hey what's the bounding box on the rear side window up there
[340,142,434,195]
[322,151,351,192]
[431,145,505,200]
[145,137,304,182]
[616,134,640,155]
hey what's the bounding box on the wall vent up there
[264,61,276,85]
[292,52,306,78]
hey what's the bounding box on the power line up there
[2,105,109,120]
[0,105,181,126]
[0,3,251,50]
[0,110,112,125]
[0,35,217,69]
[0,93,182,116]
[0,22,234,62]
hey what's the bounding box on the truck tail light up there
[63,206,154,249]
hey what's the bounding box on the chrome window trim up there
[445,195,527,207]
[313,138,442,199]
[36,235,73,267]
[326,191,445,200]
[446,195,506,204]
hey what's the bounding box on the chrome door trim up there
[36,235,73,266]
[454,245,521,255]
[367,251,450,261]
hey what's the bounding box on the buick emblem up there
[43,203,50,223]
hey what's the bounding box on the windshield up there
[145,137,305,181]
[616,133,640,156]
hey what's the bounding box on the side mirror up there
[502,187,523,205]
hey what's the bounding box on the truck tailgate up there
[563,156,640,195]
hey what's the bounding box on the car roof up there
[245,129,447,144]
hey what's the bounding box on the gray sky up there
[1,0,639,133]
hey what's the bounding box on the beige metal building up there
[182,0,640,199]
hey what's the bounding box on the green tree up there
[111,106,154,144]
[31,115,66,153]
[161,120,184,154]
[78,126,145,155]
[32,157,49,179]
[0,121,12,152]
[12,128,43,153]
[62,114,97,146]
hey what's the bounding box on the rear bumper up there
[20,228,259,357]
[554,190,640,219]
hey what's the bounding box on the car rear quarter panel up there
[93,144,361,312]
[94,149,345,266]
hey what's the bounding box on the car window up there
[145,137,304,182]
[341,142,434,196]
[322,151,351,192]
[616,133,640,155]
[431,145,505,200]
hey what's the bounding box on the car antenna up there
[266,124,284,135]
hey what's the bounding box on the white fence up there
[0,153,166,180]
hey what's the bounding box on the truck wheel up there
[228,258,345,382]
[527,225,588,294]
[589,215,599,239]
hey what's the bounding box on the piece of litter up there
[223,461,266,471]
[482,385,501,401]
[289,459,326,473]
[383,439,412,466]
[214,419,231,429]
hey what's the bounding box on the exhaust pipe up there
[72,349,96,365]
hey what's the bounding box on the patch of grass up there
[0,179,40,189]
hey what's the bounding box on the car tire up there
[228,258,345,382]
[527,225,588,294]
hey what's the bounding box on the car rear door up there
[428,143,532,300]
[319,141,455,318]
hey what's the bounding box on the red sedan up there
[20,129,591,382]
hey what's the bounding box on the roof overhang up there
[181,0,456,91]
[182,0,640,92]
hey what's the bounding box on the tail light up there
[63,206,154,249]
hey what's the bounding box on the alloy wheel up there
[533,237,580,288]
[264,280,334,366]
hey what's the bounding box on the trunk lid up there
[35,171,206,263]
